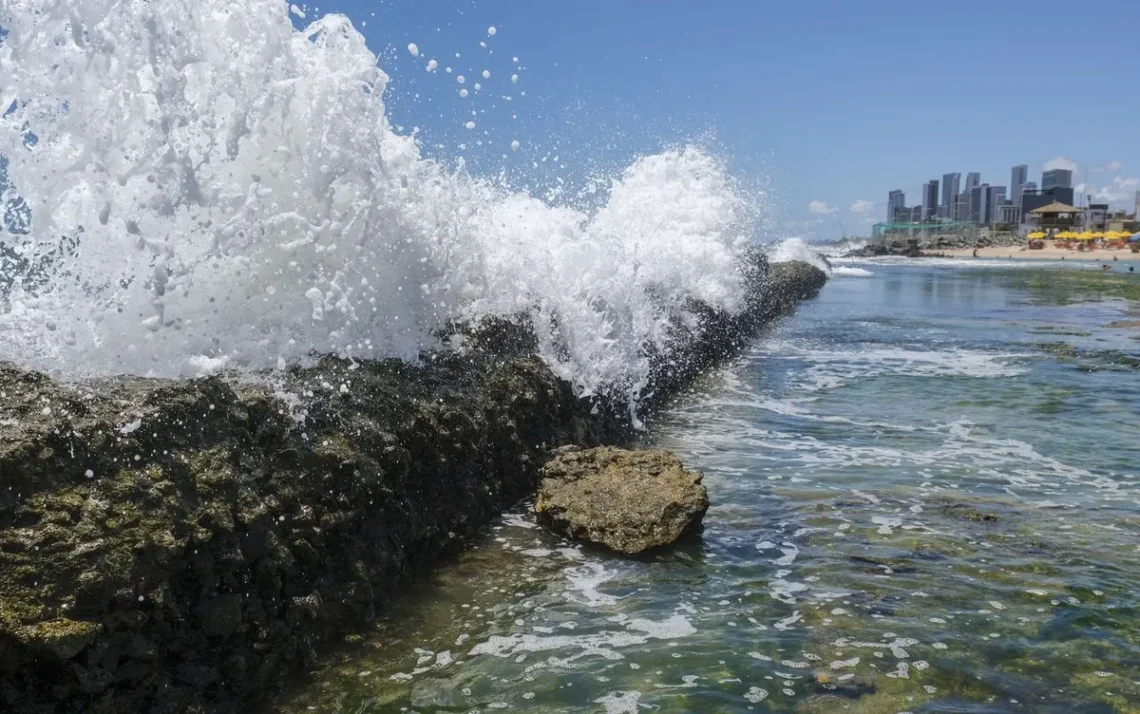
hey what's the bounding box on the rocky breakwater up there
[0,256,825,714]
[844,234,1026,258]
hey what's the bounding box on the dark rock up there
[534,446,709,554]
[198,595,243,638]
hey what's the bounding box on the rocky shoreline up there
[0,257,826,714]
[844,234,1026,258]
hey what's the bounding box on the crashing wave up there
[0,0,755,407]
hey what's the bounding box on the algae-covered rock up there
[534,446,709,554]
[11,618,100,661]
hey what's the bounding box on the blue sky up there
[304,0,1139,240]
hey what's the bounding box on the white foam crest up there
[766,237,829,271]
[786,344,1029,392]
[816,238,866,258]
[830,266,873,278]
[0,0,752,407]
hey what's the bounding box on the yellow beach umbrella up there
[1075,233,1096,240]
[1027,231,1046,239]
[1090,231,1105,238]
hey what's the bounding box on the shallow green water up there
[279,261,1140,714]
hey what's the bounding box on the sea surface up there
[279,260,1140,714]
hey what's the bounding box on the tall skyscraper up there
[941,173,960,218]
[953,193,970,222]
[964,172,981,195]
[1010,165,1028,210]
[922,180,939,221]
[888,190,906,223]
[987,186,1007,225]
[1042,169,1073,191]
[969,184,985,225]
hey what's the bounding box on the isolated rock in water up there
[534,446,708,554]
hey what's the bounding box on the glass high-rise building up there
[1010,165,1028,209]
[1042,169,1073,191]
[922,180,939,221]
[888,190,906,223]
[941,173,960,218]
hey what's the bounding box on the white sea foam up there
[594,691,641,714]
[564,562,621,607]
[766,237,829,271]
[786,344,1029,393]
[830,266,873,277]
[0,0,755,408]
[468,614,695,660]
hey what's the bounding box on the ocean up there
[278,260,1140,713]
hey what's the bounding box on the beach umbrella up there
[1131,233,1140,242]
[1027,231,1046,239]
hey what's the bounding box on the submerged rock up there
[534,446,709,554]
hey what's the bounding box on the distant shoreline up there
[939,246,1140,262]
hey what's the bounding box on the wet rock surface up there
[0,257,825,713]
[534,446,708,554]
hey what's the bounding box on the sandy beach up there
[940,245,1140,262]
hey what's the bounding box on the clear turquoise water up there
[280,261,1140,714]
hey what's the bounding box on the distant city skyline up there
[817,154,1137,239]
[881,160,1123,229]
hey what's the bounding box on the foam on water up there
[467,614,695,660]
[781,343,1030,393]
[0,0,753,407]
[830,266,873,277]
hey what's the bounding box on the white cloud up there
[808,200,837,215]
[849,199,874,215]
[1090,176,1139,205]
[1043,156,1078,172]
[1094,160,1123,172]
